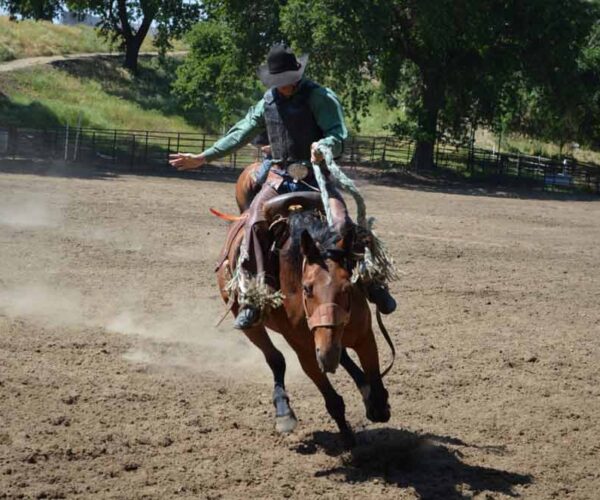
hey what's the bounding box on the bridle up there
[301,257,351,331]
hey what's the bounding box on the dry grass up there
[0,56,198,132]
[0,16,187,63]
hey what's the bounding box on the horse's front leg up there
[353,328,391,423]
[242,325,298,433]
[294,344,356,447]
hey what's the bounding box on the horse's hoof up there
[275,412,298,433]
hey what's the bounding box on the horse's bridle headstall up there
[302,257,351,331]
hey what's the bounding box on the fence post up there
[166,137,171,166]
[370,138,376,163]
[381,137,387,163]
[201,133,206,152]
[130,134,136,166]
[63,124,69,161]
[144,131,149,161]
[112,129,117,164]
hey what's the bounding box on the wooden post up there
[130,134,136,166]
[64,123,69,161]
[112,129,117,163]
[72,111,83,161]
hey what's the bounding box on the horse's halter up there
[302,257,351,331]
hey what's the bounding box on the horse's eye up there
[303,284,313,297]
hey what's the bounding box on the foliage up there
[0,0,62,20]
[281,0,598,167]
[173,0,286,130]
[174,0,599,167]
[66,0,201,72]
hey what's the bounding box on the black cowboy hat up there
[257,44,308,88]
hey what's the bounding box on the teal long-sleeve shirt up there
[202,79,348,162]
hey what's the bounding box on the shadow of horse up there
[293,427,531,499]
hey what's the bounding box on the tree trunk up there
[412,72,443,171]
[117,0,154,74]
[124,38,142,73]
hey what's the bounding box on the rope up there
[311,158,335,227]
[312,143,367,228]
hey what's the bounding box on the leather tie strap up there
[306,302,350,330]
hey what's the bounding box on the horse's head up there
[300,227,353,373]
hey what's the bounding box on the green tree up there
[281,0,597,168]
[69,0,202,72]
[173,0,285,129]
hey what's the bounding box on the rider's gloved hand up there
[169,152,206,171]
[311,142,324,163]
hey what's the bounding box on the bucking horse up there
[213,161,394,447]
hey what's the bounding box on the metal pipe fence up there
[0,125,598,194]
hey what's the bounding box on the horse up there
[214,173,392,446]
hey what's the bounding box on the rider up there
[170,44,396,329]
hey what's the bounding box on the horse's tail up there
[209,207,244,222]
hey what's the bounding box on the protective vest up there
[263,80,324,163]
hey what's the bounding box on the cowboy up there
[170,44,396,329]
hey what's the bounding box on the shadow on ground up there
[0,156,597,203]
[293,427,532,499]
[356,165,599,202]
[0,158,241,183]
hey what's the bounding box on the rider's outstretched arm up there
[169,101,266,171]
[202,101,267,163]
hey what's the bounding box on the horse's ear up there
[300,230,320,262]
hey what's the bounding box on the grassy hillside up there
[0,56,199,132]
[0,16,186,62]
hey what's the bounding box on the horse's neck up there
[278,240,303,297]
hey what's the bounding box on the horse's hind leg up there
[353,328,391,423]
[295,346,355,448]
[243,325,297,433]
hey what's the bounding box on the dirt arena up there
[1,162,599,499]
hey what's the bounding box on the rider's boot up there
[233,305,261,330]
[366,282,397,315]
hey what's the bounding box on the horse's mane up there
[287,210,346,267]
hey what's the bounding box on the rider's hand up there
[311,142,324,163]
[169,152,206,171]
[261,145,272,156]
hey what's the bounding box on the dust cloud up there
[0,190,63,228]
[0,283,301,381]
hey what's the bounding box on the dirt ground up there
[1,161,599,499]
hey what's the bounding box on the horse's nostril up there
[315,347,320,354]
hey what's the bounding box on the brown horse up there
[215,182,391,446]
